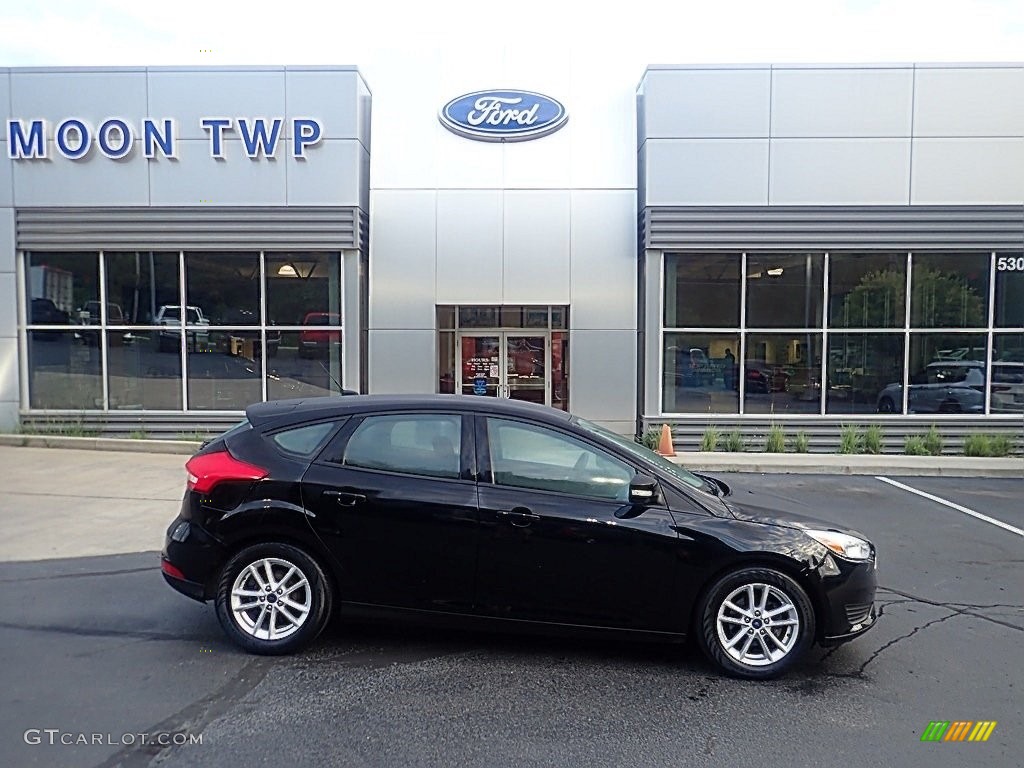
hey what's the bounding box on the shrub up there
[791,431,810,454]
[863,424,883,455]
[765,425,786,453]
[964,433,1014,457]
[839,425,862,454]
[922,425,943,456]
[724,430,745,452]
[639,427,662,451]
[700,427,720,452]
[904,435,930,455]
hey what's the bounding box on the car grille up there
[845,603,873,626]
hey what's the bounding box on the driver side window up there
[486,418,632,501]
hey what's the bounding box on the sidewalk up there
[668,451,1022,478]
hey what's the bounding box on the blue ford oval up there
[439,90,568,142]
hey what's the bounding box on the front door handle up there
[497,507,540,527]
[323,490,366,507]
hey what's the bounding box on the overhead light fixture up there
[767,268,784,277]
[277,264,298,277]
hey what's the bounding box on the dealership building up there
[1,62,1022,447]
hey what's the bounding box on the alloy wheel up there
[230,557,312,641]
[715,582,800,667]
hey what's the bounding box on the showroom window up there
[661,252,1023,417]
[22,250,345,412]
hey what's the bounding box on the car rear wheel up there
[878,396,896,413]
[696,567,815,679]
[214,542,332,655]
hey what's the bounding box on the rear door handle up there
[323,490,366,507]
[497,507,540,527]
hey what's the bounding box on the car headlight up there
[805,529,873,561]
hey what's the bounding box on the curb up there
[0,434,201,455]
[669,452,1023,478]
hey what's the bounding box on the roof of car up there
[245,394,575,429]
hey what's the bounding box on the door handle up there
[323,490,366,507]
[497,507,540,527]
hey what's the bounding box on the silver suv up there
[877,361,984,414]
[155,305,210,352]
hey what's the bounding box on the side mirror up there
[628,474,659,505]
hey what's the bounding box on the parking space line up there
[876,476,1024,538]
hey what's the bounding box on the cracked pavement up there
[0,454,1021,768]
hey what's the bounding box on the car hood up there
[720,482,869,539]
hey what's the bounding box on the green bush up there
[639,427,662,451]
[765,425,786,453]
[922,425,944,456]
[863,424,883,455]
[839,425,862,454]
[700,427,720,452]
[964,433,1014,457]
[904,435,930,455]
[791,431,810,454]
[724,430,745,452]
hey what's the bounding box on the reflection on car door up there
[301,413,478,613]
[474,416,679,631]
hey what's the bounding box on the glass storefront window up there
[910,253,989,328]
[438,331,456,393]
[828,253,906,329]
[27,331,102,409]
[746,253,824,329]
[265,252,342,326]
[185,252,260,326]
[662,333,740,414]
[743,333,823,414]
[905,333,988,414]
[664,254,740,328]
[994,254,1024,328]
[104,252,180,325]
[186,330,263,410]
[991,334,1024,415]
[552,331,569,411]
[267,330,343,400]
[26,252,99,326]
[826,333,904,414]
[107,330,183,410]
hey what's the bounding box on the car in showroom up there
[876,360,985,413]
[162,395,877,679]
[298,312,342,358]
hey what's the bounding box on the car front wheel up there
[214,542,332,655]
[696,567,815,679]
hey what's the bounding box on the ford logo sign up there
[439,90,568,142]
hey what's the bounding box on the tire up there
[878,396,896,413]
[214,542,333,655]
[695,567,815,680]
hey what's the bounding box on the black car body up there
[162,395,877,679]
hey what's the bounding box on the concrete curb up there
[669,452,1023,478]
[0,434,201,455]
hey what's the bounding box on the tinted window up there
[272,422,337,456]
[344,415,461,479]
[486,418,631,501]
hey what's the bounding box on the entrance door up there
[459,332,550,406]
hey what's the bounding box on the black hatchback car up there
[162,395,877,679]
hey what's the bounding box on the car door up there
[301,412,478,613]
[474,415,680,632]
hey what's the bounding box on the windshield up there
[573,418,708,493]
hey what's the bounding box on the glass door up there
[505,335,547,405]
[460,335,501,397]
[458,332,550,405]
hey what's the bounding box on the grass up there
[904,435,930,455]
[129,428,149,440]
[922,425,944,456]
[177,430,209,442]
[963,433,1014,457]
[863,424,883,455]
[838,425,862,454]
[790,431,810,453]
[764,424,786,453]
[638,427,662,451]
[724,430,745,453]
[700,427,720,452]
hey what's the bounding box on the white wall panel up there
[0,71,9,123]
[13,141,150,206]
[640,69,770,139]
[569,55,636,188]
[644,139,769,206]
[435,191,502,305]
[284,69,362,141]
[570,191,636,331]
[770,139,911,204]
[148,139,285,206]
[286,140,364,207]
[368,190,437,329]
[368,329,435,394]
[435,131,503,189]
[914,67,1024,137]
[503,128,572,189]
[146,70,286,140]
[502,191,570,305]
[772,68,913,137]
[569,330,636,424]
[0,272,16,337]
[0,337,17,406]
[0,148,11,208]
[912,138,1024,204]
[0,208,12,272]
[10,70,147,128]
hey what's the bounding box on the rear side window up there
[271,422,337,457]
[343,414,461,479]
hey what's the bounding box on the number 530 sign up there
[996,256,1024,271]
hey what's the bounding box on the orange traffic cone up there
[656,424,676,457]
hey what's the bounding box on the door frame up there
[457,330,552,406]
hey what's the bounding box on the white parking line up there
[876,476,1024,538]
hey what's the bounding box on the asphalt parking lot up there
[0,447,1021,768]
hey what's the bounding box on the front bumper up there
[815,556,879,644]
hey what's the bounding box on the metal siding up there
[644,206,1024,250]
[15,207,363,250]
